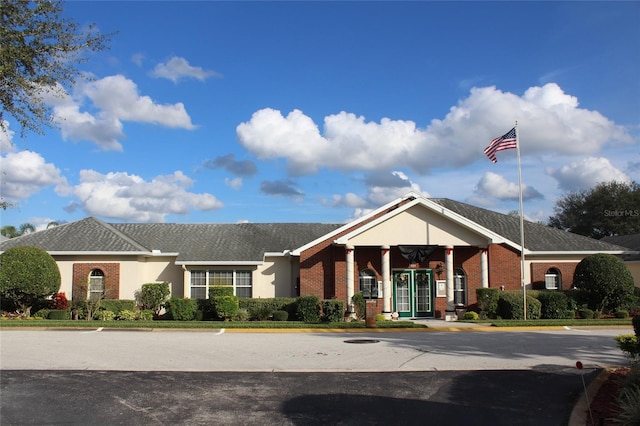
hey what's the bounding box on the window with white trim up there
[453,268,467,306]
[88,269,105,300]
[545,268,561,290]
[190,270,252,299]
[359,269,378,298]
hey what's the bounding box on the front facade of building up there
[0,193,632,318]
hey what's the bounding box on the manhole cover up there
[343,339,380,344]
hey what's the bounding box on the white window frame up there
[88,269,105,301]
[359,269,378,298]
[545,269,561,290]
[189,269,252,299]
[453,268,467,306]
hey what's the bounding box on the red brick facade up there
[530,263,576,290]
[72,263,120,300]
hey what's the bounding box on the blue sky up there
[1,1,639,229]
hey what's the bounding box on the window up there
[189,270,252,299]
[359,269,378,298]
[453,268,466,306]
[545,268,561,290]
[88,269,105,300]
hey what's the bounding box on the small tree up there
[138,282,170,317]
[0,246,61,317]
[573,253,635,313]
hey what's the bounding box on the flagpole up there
[515,121,527,320]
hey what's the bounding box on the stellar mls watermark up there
[603,209,640,217]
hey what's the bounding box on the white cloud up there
[0,151,68,200]
[71,170,223,222]
[150,57,221,83]
[42,75,195,151]
[475,172,544,201]
[0,121,15,153]
[237,83,635,176]
[546,157,630,191]
[224,177,243,189]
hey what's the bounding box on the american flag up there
[484,127,517,163]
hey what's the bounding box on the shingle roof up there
[430,198,629,252]
[601,233,640,260]
[0,218,342,262]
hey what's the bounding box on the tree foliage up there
[0,246,61,316]
[138,282,170,317]
[548,181,640,239]
[0,0,112,137]
[573,253,634,313]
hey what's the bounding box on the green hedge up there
[352,292,365,320]
[296,296,320,322]
[238,298,297,320]
[99,300,136,315]
[497,291,541,320]
[322,299,344,322]
[211,296,239,321]
[476,288,499,318]
[536,291,572,319]
[272,310,288,321]
[48,309,69,320]
[209,286,234,297]
[165,298,198,321]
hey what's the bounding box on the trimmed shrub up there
[322,299,344,322]
[50,293,68,310]
[211,296,239,321]
[463,311,479,320]
[138,309,154,321]
[239,298,297,320]
[117,309,137,321]
[375,314,387,322]
[33,309,51,319]
[352,292,366,320]
[233,308,249,322]
[100,300,136,315]
[578,308,595,319]
[138,283,170,316]
[615,335,640,361]
[94,310,115,321]
[537,291,570,319]
[476,288,499,319]
[272,310,288,321]
[573,253,635,313]
[497,291,541,320]
[165,298,198,321]
[615,310,630,319]
[48,309,69,320]
[209,286,234,297]
[296,296,321,322]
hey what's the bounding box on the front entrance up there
[392,269,433,318]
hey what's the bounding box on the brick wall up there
[487,244,522,290]
[72,263,120,300]
[530,263,577,290]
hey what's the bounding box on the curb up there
[567,368,610,426]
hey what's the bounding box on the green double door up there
[392,269,433,318]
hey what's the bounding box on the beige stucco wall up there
[349,205,489,247]
[625,261,640,287]
[52,255,182,300]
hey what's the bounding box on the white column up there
[445,246,456,320]
[381,245,391,317]
[182,266,190,298]
[480,248,489,288]
[346,245,355,315]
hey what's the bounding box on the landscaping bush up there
[272,310,288,321]
[138,309,154,321]
[94,310,115,321]
[209,286,234,297]
[48,309,69,320]
[233,308,249,322]
[476,288,499,319]
[211,296,239,321]
[321,299,344,322]
[578,308,595,319]
[165,298,198,321]
[100,300,136,315]
[33,309,51,319]
[537,291,570,319]
[352,292,366,320]
[50,293,68,310]
[117,309,137,321]
[138,283,170,317]
[573,253,635,313]
[463,311,479,320]
[615,310,630,319]
[497,291,541,320]
[375,314,387,322]
[616,335,640,361]
[239,298,297,320]
[296,296,320,322]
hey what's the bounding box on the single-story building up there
[0,192,633,318]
